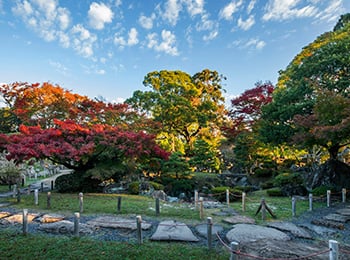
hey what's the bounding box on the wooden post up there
[16,187,21,203]
[47,192,51,209]
[226,189,230,207]
[342,188,346,203]
[309,193,313,211]
[230,241,239,260]
[155,198,160,216]
[261,198,266,221]
[292,196,296,217]
[22,209,28,235]
[51,180,54,191]
[117,196,122,213]
[242,192,246,212]
[194,190,198,209]
[79,192,83,213]
[41,182,44,192]
[74,212,80,237]
[199,197,204,220]
[207,217,212,250]
[136,215,142,245]
[12,184,17,198]
[329,240,339,260]
[327,190,331,208]
[34,189,39,205]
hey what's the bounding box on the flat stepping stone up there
[3,213,38,224]
[299,223,337,237]
[151,220,199,242]
[323,213,350,223]
[0,211,11,219]
[38,214,65,223]
[86,216,152,230]
[226,224,290,243]
[223,215,255,224]
[267,222,312,239]
[195,223,223,239]
[39,220,93,235]
[336,208,350,216]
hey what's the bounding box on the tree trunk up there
[328,145,340,160]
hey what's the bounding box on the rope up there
[339,248,350,254]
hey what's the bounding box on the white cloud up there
[114,27,139,48]
[183,0,204,16]
[146,30,179,56]
[49,60,69,76]
[88,2,114,30]
[196,13,219,41]
[247,0,256,14]
[161,0,182,26]
[115,0,122,7]
[127,28,139,45]
[245,38,266,50]
[230,38,266,51]
[315,0,344,23]
[219,0,243,20]
[237,15,255,30]
[262,0,318,21]
[71,24,97,57]
[139,13,155,30]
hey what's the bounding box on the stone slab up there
[151,220,199,242]
[38,220,93,234]
[3,213,38,224]
[267,222,312,239]
[336,208,350,216]
[86,216,152,230]
[0,211,11,219]
[323,213,350,223]
[222,215,255,224]
[38,214,65,223]
[226,224,290,243]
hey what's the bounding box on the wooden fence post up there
[199,197,204,220]
[230,241,239,260]
[226,189,230,207]
[329,240,339,260]
[22,209,28,235]
[155,198,160,216]
[117,196,122,213]
[74,212,80,237]
[207,217,212,250]
[79,192,83,213]
[17,187,21,203]
[12,184,17,198]
[47,192,51,209]
[309,193,313,211]
[194,190,198,209]
[34,189,39,205]
[242,192,246,212]
[292,196,296,217]
[136,215,142,245]
[261,198,266,221]
[342,188,346,203]
[51,180,54,191]
[327,190,331,208]
[41,182,44,192]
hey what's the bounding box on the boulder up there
[226,224,290,243]
[267,222,312,239]
[38,220,93,234]
[195,223,223,239]
[151,220,199,242]
[86,216,152,230]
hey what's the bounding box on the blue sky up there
[0,0,349,106]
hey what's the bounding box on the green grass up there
[0,229,229,260]
[0,187,330,259]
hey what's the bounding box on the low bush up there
[266,187,283,197]
[312,185,335,196]
[210,186,241,202]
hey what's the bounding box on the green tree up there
[189,139,221,172]
[260,15,350,159]
[126,69,226,156]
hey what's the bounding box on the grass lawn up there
[0,187,329,259]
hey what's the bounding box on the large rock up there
[238,239,330,260]
[267,222,312,239]
[151,220,199,242]
[86,216,152,230]
[226,224,290,243]
[38,220,93,235]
